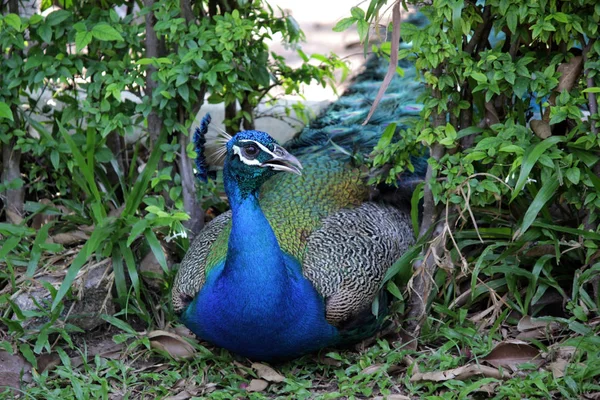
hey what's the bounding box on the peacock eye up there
[242,144,260,159]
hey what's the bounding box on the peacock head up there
[224,130,302,196]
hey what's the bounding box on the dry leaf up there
[36,353,61,373]
[148,330,196,359]
[411,363,505,382]
[530,120,552,139]
[251,363,285,383]
[360,364,385,375]
[483,341,543,369]
[374,395,410,400]
[164,391,193,400]
[246,379,268,392]
[516,316,561,340]
[548,359,568,378]
[50,230,90,245]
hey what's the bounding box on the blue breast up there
[181,253,339,361]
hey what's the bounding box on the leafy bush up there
[341,0,600,333]
[0,0,345,333]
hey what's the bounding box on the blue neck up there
[222,170,288,290]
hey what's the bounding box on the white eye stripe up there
[232,145,262,166]
[238,139,277,158]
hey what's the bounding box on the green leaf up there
[386,280,403,300]
[516,176,560,238]
[4,14,21,31]
[101,314,138,336]
[26,223,53,276]
[583,87,600,93]
[91,23,123,42]
[38,23,52,43]
[75,31,92,53]
[58,122,102,204]
[511,136,566,202]
[506,10,518,34]
[565,167,580,185]
[144,230,168,273]
[0,102,13,121]
[123,129,166,217]
[471,72,487,82]
[46,10,70,26]
[350,6,365,20]
[127,219,148,247]
[19,343,37,369]
[333,17,355,32]
[0,236,21,261]
[378,123,396,148]
[356,19,369,42]
[178,84,189,102]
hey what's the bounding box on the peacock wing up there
[302,203,414,327]
[172,211,231,313]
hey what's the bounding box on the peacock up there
[172,20,427,361]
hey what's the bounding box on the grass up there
[1,281,599,400]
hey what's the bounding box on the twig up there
[362,0,402,125]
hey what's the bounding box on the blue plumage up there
[193,113,215,183]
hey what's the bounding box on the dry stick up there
[362,0,401,125]
[178,0,206,236]
[405,63,447,336]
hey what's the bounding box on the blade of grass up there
[26,222,53,277]
[57,121,103,206]
[144,229,168,273]
[111,247,127,300]
[514,176,560,239]
[123,129,166,217]
[510,136,565,202]
[411,182,424,238]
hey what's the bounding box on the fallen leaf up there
[548,359,568,378]
[411,363,505,382]
[50,230,90,245]
[246,379,268,392]
[373,395,410,400]
[251,363,285,383]
[478,382,499,395]
[164,391,192,400]
[516,316,561,339]
[360,364,385,375]
[483,341,543,370]
[36,353,61,373]
[148,330,196,359]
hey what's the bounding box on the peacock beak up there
[261,145,303,176]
